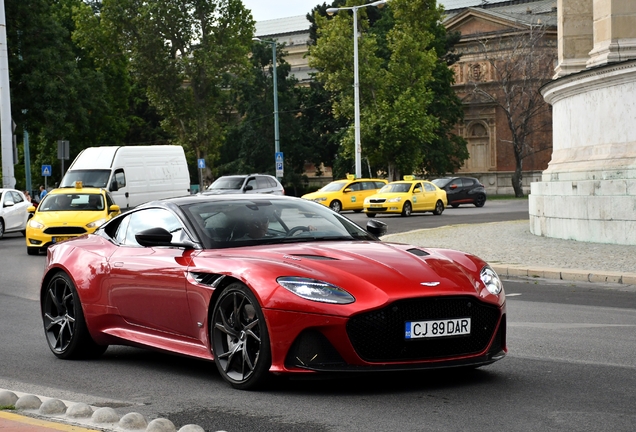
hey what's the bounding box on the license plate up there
[52,236,73,243]
[370,204,383,208]
[405,318,471,339]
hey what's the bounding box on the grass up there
[488,194,529,200]
[0,405,15,410]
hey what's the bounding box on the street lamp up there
[252,37,281,179]
[326,0,387,179]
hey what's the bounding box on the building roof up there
[444,0,557,26]
[255,15,311,37]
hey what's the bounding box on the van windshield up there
[61,170,111,188]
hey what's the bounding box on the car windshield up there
[60,170,111,188]
[319,182,346,192]
[208,177,245,190]
[183,198,376,249]
[379,183,411,193]
[38,193,104,212]
[431,178,451,188]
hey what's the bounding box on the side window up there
[348,182,361,191]
[114,215,131,244]
[424,183,436,192]
[374,181,385,189]
[463,178,474,186]
[256,176,270,190]
[267,177,278,188]
[123,208,184,246]
[245,177,257,191]
[450,179,463,188]
[113,169,126,188]
[10,191,24,203]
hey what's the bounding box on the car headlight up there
[364,198,370,204]
[277,277,355,304]
[313,197,327,202]
[480,265,503,295]
[387,197,402,203]
[28,219,44,229]
[87,218,107,229]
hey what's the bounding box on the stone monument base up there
[529,60,636,245]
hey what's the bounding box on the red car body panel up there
[44,231,506,375]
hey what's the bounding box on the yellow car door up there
[410,182,427,211]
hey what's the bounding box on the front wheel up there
[329,200,342,213]
[0,219,4,239]
[211,282,271,390]
[27,247,40,256]
[365,212,376,218]
[401,201,412,217]
[433,200,445,215]
[474,194,486,208]
[42,272,108,359]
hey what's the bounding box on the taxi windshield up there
[379,183,411,193]
[39,193,104,212]
[320,182,346,192]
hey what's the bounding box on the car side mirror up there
[343,188,352,193]
[366,219,387,237]
[244,185,253,191]
[109,205,121,214]
[135,227,194,249]
[450,185,457,189]
[4,200,14,208]
[110,180,119,192]
[413,188,421,193]
[27,205,36,213]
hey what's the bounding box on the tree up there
[468,22,556,197]
[101,0,255,173]
[308,0,467,180]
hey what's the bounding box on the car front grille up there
[43,227,87,235]
[369,198,386,203]
[347,296,501,362]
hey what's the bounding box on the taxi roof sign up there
[346,174,356,180]
[75,181,83,189]
[403,175,415,181]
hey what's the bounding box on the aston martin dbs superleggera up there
[40,194,506,389]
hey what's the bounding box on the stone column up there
[587,0,636,67]
[554,0,594,78]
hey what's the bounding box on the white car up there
[0,188,31,239]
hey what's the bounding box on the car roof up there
[47,187,105,195]
[142,193,303,208]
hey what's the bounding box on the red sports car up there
[40,194,506,389]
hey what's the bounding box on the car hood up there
[33,211,105,226]
[194,240,496,312]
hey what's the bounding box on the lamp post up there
[252,37,281,179]
[326,0,387,179]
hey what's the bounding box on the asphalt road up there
[2,200,635,432]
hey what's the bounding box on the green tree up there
[309,0,467,180]
[101,0,255,173]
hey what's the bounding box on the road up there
[2,200,635,431]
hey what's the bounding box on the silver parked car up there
[203,174,284,196]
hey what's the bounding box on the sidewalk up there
[383,219,636,285]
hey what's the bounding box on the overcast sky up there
[242,0,319,22]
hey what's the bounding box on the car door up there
[411,182,430,210]
[2,191,22,231]
[423,182,440,209]
[106,208,198,338]
[446,178,464,203]
[244,176,258,194]
[342,181,364,211]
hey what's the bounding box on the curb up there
[0,390,214,432]
[491,264,636,285]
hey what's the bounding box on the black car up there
[432,177,487,208]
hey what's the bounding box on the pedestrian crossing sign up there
[42,165,52,177]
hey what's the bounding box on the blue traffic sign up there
[42,165,52,177]
[197,158,206,169]
[275,152,283,163]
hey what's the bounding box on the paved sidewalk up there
[383,220,636,285]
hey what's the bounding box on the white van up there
[60,146,190,209]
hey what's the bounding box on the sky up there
[241,0,321,22]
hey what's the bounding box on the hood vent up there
[406,248,429,257]
[290,254,337,261]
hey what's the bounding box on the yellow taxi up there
[302,175,388,213]
[26,183,121,255]
[363,176,447,217]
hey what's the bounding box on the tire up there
[353,209,362,213]
[42,272,108,359]
[451,203,460,208]
[365,213,376,218]
[0,218,4,239]
[474,194,486,208]
[401,201,412,217]
[329,200,342,213]
[433,200,445,215]
[27,247,40,256]
[211,282,271,390]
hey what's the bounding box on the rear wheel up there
[42,272,108,359]
[329,200,342,213]
[401,201,412,217]
[433,200,445,215]
[0,219,4,239]
[365,212,376,218]
[474,194,486,208]
[451,203,460,208]
[27,247,40,256]
[211,282,271,390]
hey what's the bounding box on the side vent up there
[291,255,338,261]
[190,272,224,287]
